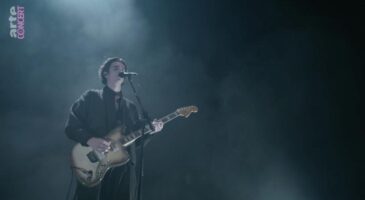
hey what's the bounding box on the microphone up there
[118,72,138,78]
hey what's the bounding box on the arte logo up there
[9,6,25,39]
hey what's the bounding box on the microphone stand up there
[125,75,154,200]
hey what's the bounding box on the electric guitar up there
[70,105,198,187]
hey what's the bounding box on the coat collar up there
[103,86,123,97]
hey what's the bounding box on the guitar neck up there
[120,111,180,146]
[160,111,180,124]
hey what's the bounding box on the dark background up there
[0,0,363,199]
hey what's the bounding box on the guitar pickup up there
[87,151,99,163]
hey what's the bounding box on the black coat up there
[65,86,146,200]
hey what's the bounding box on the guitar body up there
[70,105,198,187]
[71,126,130,187]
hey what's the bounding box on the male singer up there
[65,57,163,200]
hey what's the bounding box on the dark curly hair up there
[98,57,127,84]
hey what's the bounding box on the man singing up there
[65,57,163,200]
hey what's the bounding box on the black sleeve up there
[65,91,94,146]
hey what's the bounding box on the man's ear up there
[103,71,108,78]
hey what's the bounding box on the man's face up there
[105,61,126,85]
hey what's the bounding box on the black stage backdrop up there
[0,0,363,200]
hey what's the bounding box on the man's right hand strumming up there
[87,137,111,153]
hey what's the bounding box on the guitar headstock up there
[176,105,199,118]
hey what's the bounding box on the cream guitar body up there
[71,126,130,187]
[70,106,198,187]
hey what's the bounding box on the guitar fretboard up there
[120,111,180,146]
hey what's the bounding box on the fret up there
[120,111,180,146]
[160,112,178,124]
